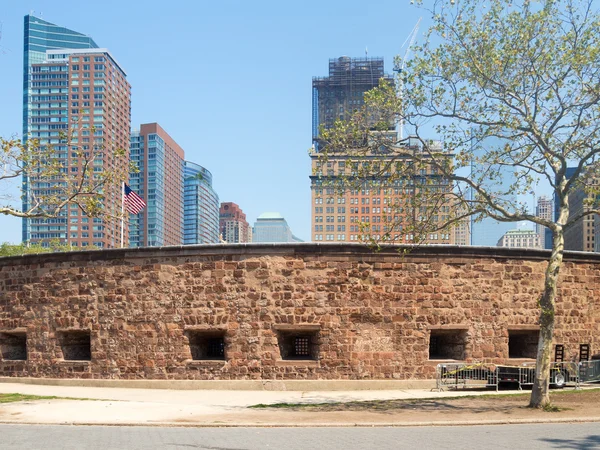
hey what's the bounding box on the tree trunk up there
[529,227,564,408]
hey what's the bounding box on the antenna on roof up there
[365,46,368,57]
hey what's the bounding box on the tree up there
[1,133,129,220]
[319,0,600,408]
[0,240,99,257]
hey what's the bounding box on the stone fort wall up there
[0,244,598,381]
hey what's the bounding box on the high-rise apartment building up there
[252,213,302,243]
[183,162,220,244]
[130,124,185,247]
[22,16,131,247]
[219,202,251,243]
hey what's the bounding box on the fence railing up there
[579,360,600,383]
[436,363,498,391]
[436,361,584,391]
[513,362,579,390]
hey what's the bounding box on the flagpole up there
[121,182,125,249]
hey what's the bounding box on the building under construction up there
[312,56,394,152]
[309,56,459,246]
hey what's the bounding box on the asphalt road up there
[1,423,599,449]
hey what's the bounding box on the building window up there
[0,331,27,361]
[429,329,467,360]
[58,330,91,361]
[186,330,226,360]
[508,329,539,359]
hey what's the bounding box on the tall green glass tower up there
[22,16,99,243]
[23,15,98,137]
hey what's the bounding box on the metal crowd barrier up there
[514,362,579,390]
[579,359,600,383]
[436,363,498,391]
[436,361,582,392]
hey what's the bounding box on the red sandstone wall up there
[0,245,598,380]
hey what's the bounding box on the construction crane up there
[394,17,421,140]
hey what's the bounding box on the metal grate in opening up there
[207,338,225,359]
[555,344,564,362]
[294,336,310,357]
[580,344,590,362]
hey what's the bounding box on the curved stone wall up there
[0,243,598,381]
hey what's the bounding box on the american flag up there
[123,183,146,214]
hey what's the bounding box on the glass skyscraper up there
[253,212,302,243]
[183,162,220,244]
[130,124,185,247]
[23,15,98,139]
[22,16,131,248]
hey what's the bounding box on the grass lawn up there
[0,393,62,404]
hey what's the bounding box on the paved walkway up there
[0,382,598,427]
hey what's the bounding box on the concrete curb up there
[1,417,600,428]
[0,377,437,391]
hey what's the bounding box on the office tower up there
[183,162,220,244]
[252,213,302,243]
[129,123,185,247]
[219,202,252,243]
[536,196,552,250]
[497,228,541,249]
[22,16,131,247]
[453,204,471,246]
[564,181,598,252]
[310,57,454,244]
[548,167,578,250]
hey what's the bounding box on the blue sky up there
[0,0,424,244]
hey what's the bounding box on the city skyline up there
[0,1,425,245]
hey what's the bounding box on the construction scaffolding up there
[312,56,395,146]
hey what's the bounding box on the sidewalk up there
[0,381,598,427]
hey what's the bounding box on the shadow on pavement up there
[539,435,600,449]
[258,398,529,415]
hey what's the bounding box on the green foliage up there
[405,0,600,227]
[542,403,563,412]
[1,127,130,220]
[0,240,98,257]
[320,0,600,238]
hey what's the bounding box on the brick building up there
[219,202,252,243]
